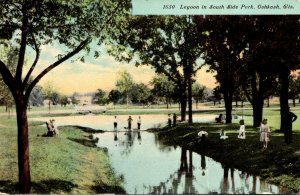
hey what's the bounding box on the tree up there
[131,83,151,105]
[106,16,204,122]
[29,85,44,106]
[108,89,122,109]
[0,0,129,192]
[192,82,206,109]
[289,74,300,107]
[0,43,18,112]
[150,74,176,108]
[212,86,223,106]
[116,70,134,105]
[94,89,108,105]
[198,16,248,124]
[241,16,300,127]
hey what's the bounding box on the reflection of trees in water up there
[220,164,229,194]
[153,134,176,152]
[201,154,206,176]
[146,148,197,194]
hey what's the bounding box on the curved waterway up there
[30,114,217,131]
[94,131,286,194]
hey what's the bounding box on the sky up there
[27,43,217,96]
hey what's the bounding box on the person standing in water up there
[128,116,133,130]
[113,116,118,131]
[137,116,141,130]
[173,113,177,127]
[168,114,172,127]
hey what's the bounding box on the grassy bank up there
[153,122,300,193]
[0,116,124,194]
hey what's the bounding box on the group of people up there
[217,106,298,148]
[45,119,59,136]
[113,115,142,131]
[218,119,268,148]
[168,113,178,127]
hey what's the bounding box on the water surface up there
[94,131,285,194]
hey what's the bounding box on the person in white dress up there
[260,119,270,148]
[238,120,245,139]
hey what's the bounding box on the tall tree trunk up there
[180,94,187,121]
[252,99,264,127]
[250,72,264,127]
[222,82,233,124]
[15,98,31,193]
[188,76,193,124]
[267,97,270,107]
[280,69,290,132]
[224,93,233,124]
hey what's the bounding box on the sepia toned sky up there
[27,44,216,95]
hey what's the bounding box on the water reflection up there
[94,132,285,194]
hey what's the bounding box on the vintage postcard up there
[0,0,299,194]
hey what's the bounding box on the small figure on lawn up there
[215,114,224,123]
[45,121,54,137]
[220,129,228,140]
[50,119,59,135]
[237,119,245,139]
[260,119,270,148]
[198,127,208,142]
[285,106,297,144]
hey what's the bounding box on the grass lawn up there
[0,115,124,194]
[153,122,300,192]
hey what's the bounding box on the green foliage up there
[29,85,44,106]
[130,83,151,104]
[150,74,176,104]
[108,90,122,105]
[94,89,108,105]
[192,82,207,102]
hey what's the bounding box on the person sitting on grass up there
[220,129,228,140]
[50,119,59,135]
[215,114,224,123]
[45,121,55,137]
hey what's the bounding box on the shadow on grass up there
[0,179,78,194]
[68,137,97,148]
[0,180,18,193]
[91,181,125,194]
[62,125,104,133]
[32,179,78,193]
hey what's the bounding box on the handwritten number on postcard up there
[163,5,175,9]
